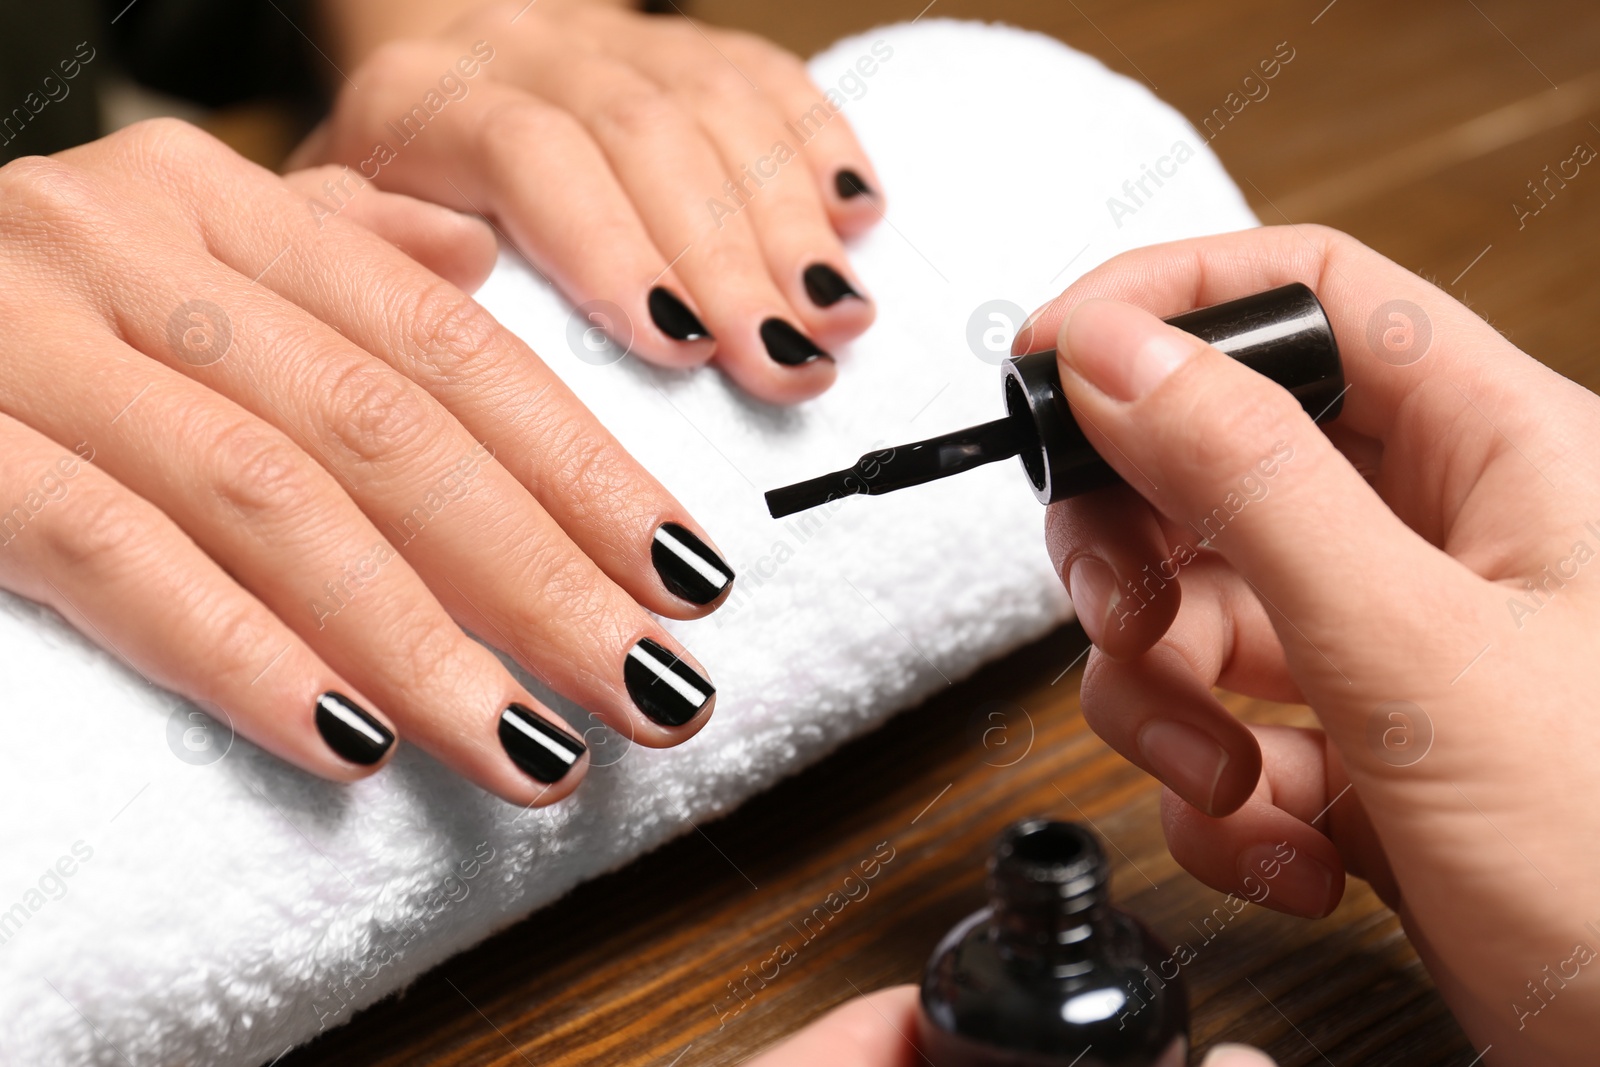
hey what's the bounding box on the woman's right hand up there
[1027,225,1600,1062]
[0,119,734,807]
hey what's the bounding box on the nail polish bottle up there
[766,283,1342,518]
[917,819,1187,1067]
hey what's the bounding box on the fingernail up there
[1237,842,1338,917]
[648,286,712,342]
[1066,557,1122,646]
[1137,719,1228,815]
[835,169,873,199]
[498,703,586,783]
[803,263,863,308]
[1061,299,1197,402]
[652,522,735,606]
[760,318,831,366]
[625,638,714,727]
[1201,1044,1279,1067]
[315,691,393,766]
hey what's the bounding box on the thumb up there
[1054,298,1471,689]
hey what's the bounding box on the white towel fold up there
[0,19,1256,1066]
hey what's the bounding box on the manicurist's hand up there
[741,985,1278,1066]
[1023,225,1600,1062]
[0,120,734,807]
[293,0,884,404]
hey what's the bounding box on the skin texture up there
[0,119,732,807]
[755,227,1600,1066]
[292,1,884,403]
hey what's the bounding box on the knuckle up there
[0,157,102,227]
[695,234,763,280]
[386,611,473,682]
[405,281,505,381]
[41,486,158,577]
[760,191,824,232]
[209,420,323,520]
[111,117,222,171]
[542,417,632,515]
[481,102,589,172]
[197,600,281,689]
[590,85,681,141]
[513,543,609,630]
[352,40,454,96]
[682,63,754,100]
[321,360,441,465]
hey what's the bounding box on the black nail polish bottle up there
[917,819,1188,1067]
[766,283,1342,518]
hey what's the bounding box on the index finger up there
[1014,224,1542,444]
[746,986,921,1067]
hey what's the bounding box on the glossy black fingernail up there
[649,287,712,342]
[760,318,831,366]
[499,703,586,783]
[315,691,393,766]
[803,264,862,308]
[652,522,735,606]
[836,169,874,199]
[625,638,714,727]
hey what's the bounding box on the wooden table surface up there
[284,0,1600,1064]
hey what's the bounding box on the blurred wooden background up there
[283,0,1599,1064]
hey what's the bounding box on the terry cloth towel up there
[0,19,1257,1067]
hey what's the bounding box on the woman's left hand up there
[295,1,884,404]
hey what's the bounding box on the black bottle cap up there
[1002,282,1343,504]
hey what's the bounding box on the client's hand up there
[294,2,884,404]
[1025,225,1600,1062]
[0,120,732,807]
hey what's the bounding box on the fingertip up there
[495,701,590,806]
[719,344,839,405]
[313,689,398,776]
[829,167,884,238]
[1201,1043,1280,1067]
[1046,487,1179,660]
[620,637,717,746]
[626,691,715,749]
[640,285,719,368]
[447,212,502,294]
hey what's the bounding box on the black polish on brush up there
[498,703,586,783]
[315,691,393,766]
[648,287,712,342]
[835,169,873,199]
[760,318,831,366]
[765,283,1346,519]
[803,264,862,308]
[624,638,714,728]
[652,522,735,606]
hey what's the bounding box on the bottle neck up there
[987,821,1113,972]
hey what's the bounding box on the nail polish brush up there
[765,283,1344,519]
